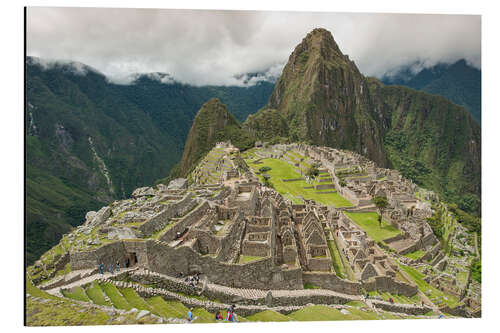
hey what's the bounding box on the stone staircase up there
[44,267,137,296]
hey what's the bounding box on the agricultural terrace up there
[245,157,352,207]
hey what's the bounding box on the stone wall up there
[371,300,431,315]
[145,240,303,290]
[159,201,210,242]
[216,212,246,263]
[302,272,362,295]
[362,276,417,297]
[242,239,270,257]
[189,229,221,255]
[138,192,197,236]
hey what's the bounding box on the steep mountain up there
[26,59,180,264]
[244,28,481,213]
[253,28,390,167]
[25,58,273,264]
[381,60,481,123]
[177,98,254,176]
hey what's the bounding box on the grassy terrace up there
[61,286,89,302]
[404,250,427,260]
[27,274,442,325]
[398,263,460,308]
[245,157,353,207]
[345,212,401,242]
[86,281,111,306]
[327,240,345,278]
[368,290,419,304]
[239,255,265,264]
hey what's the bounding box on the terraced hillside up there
[26,142,480,325]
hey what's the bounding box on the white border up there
[2,1,498,332]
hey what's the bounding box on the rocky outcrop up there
[84,206,111,227]
[167,178,188,190]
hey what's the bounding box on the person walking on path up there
[109,263,114,274]
[116,261,120,272]
[99,262,104,275]
[187,308,194,322]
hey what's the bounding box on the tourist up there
[187,308,193,322]
[225,307,232,322]
[195,273,200,284]
[109,263,114,274]
[99,262,104,275]
[116,261,120,272]
[215,311,223,321]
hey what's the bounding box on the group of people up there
[216,305,237,322]
[99,261,120,275]
[183,273,200,287]
[186,305,238,323]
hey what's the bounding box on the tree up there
[306,164,319,178]
[372,196,389,227]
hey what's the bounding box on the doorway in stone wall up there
[125,252,138,268]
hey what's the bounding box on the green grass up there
[246,310,291,322]
[119,288,153,311]
[398,263,459,308]
[245,158,353,207]
[61,286,89,302]
[146,296,185,319]
[192,308,217,323]
[404,250,427,260]
[288,305,380,321]
[99,283,131,310]
[304,282,320,289]
[345,212,401,242]
[26,278,59,300]
[239,255,264,264]
[327,240,345,278]
[345,301,366,307]
[26,297,110,326]
[85,281,111,306]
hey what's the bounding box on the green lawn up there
[146,296,185,319]
[119,288,153,311]
[245,158,353,207]
[345,212,401,242]
[239,255,264,264]
[85,281,111,306]
[304,282,320,289]
[99,283,131,310]
[61,286,89,302]
[288,305,380,321]
[404,250,427,260]
[327,240,345,278]
[247,310,291,322]
[398,263,459,308]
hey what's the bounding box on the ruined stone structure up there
[32,143,478,318]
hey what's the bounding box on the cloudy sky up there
[26,7,481,86]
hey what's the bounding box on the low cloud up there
[27,7,481,86]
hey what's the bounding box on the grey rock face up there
[132,187,156,198]
[167,178,188,190]
[85,206,111,227]
[108,227,138,240]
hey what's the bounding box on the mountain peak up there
[291,28,346,64]
[177,98,252,176]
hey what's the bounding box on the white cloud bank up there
[27,7,481,85]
